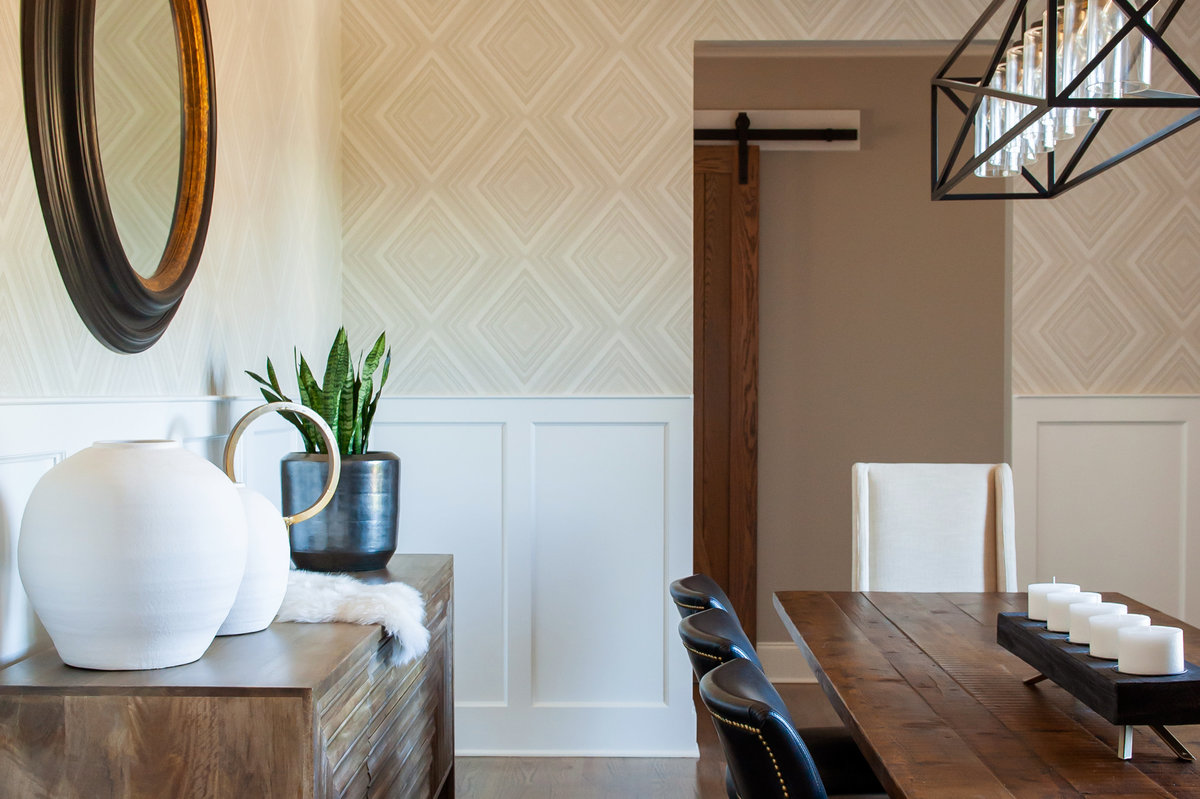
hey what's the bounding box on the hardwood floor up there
[454,683,842,798]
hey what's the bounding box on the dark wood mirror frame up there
[21,0,217,353]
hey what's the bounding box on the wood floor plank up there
[455,684,842,799]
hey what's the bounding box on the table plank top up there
[773,591,1200,799]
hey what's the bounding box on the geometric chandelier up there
[932,0,1200,199]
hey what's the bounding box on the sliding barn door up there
[693,145,759,642]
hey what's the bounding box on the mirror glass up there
[94,0,181,279]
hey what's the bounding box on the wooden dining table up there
[773,590,1200,799]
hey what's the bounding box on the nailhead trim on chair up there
[683,643,722,661]
[675,600,707,610]
[709,710,790,798]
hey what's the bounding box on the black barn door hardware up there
[694,111,859,184]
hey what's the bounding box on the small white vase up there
[217,485,290,636]
[18,440,247,670]
[217,401,341,637]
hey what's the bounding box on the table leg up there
[1118,725,1134,760]
[1149,725,1196,762]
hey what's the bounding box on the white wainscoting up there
[1012,396,1200,625]
[0,395,696,757]
[368,397,696,756]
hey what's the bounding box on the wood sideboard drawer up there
[0,554,453,799]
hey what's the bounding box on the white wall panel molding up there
[366,396,696,756]
[1013,395,1200,625]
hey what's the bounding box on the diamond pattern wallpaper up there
[341,0,1200,397]
[0,0,342,397]
[1011,10,1200,394]
[339,0,991,396]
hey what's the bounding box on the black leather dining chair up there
[700,658,886,799]
[669,573,740,623]
[678,608,884,798]
[678,607,762,678]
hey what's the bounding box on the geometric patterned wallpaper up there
[340,0,991,395]
[3,0,1197,397]
[1011,13,1200,394]
[341,0,1200,396]
[0,0,342,397]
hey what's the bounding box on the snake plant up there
[247,328,390,456]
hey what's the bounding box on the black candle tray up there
[996,612,1200,727]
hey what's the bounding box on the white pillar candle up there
[1089,614,1151,659]
[1118,626,1186,676]
[1046,591,1101,632]
[1068,602,1127,643]
[1027,582,1080,621]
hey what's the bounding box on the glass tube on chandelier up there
[1062,0,1098,125]
[990,63,1019,175]
[1006,44,1037,168]
[1023,20,1056,153]
[973,94,1012,176]
[1047,2,1078,138]
[1086,0,1153,97]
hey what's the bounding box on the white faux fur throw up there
[277,570,430,665]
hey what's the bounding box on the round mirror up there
[22,0,217,353]
[94,0,182,279]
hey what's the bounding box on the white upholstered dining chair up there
[851,462,1017,592]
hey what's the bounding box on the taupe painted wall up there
[695,54,1009,641]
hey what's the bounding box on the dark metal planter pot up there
[282,452,400,572]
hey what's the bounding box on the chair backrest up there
[700,658,827,799]
[669,573,740,624]
[677,607,762,679]
[851,462,1016,592]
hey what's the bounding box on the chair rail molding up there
[0,394,696,757]
[1012,395,1200,626]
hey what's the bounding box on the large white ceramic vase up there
[18,440,247,670]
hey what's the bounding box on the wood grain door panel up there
[694,145,759,642]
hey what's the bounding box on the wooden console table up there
[0,554,453,799]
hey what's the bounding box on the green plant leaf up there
[257,387,310,441]
[351,374,370,455]
[320,329,348,445]
[363,333,386,380]
[363,390,382,453]
[245,370,272,388]
[378,348,391,388]
[357,349,390,453]
[297,352,326,453]
[266,357,284,395]
[337,367,356,456]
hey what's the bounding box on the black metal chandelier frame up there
[932,0,1200,200]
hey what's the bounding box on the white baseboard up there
[455,747,700,758]
[758,641,817,683]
